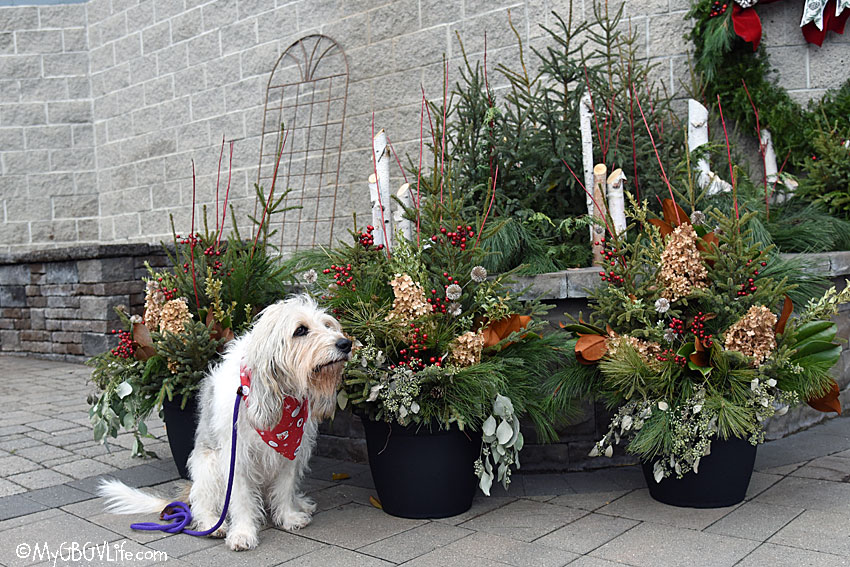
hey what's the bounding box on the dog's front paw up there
[226,530,259,551]
[275,510,312,532]
[295,494,317,514]
[194,518,227,538]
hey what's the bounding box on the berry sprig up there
[389,324,440,370]
[357,225,384,251]
[669,317,685,336]
[709,0,727,17]
[657,348,687,367]
[322,263,357,291]
[690,312,713,348]
[738,258,768,297]
[596,238,624,284]
[429,224,475,250]
[110,329,135,359]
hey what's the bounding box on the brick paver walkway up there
[1,355,849,567]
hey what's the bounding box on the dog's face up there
[243,295,351,424]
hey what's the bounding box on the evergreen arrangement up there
[549,195,848,480]
[291,139,572,496]
[87,150,295,457]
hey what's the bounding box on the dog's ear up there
[244,366,284,431]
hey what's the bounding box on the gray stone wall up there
[1,0,848,253]
[0,244,167,360]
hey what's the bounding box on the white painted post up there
[688,99,731,196]
[607,168,627,238]
[394,182,413,242]
[371,129,393,250]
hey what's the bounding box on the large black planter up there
[641,436,757,508]
[161,396,199,480]
[362,418,481,519]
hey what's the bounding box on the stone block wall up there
[0,2,96,250]
[0,244,167,361]
[1,0,848,253]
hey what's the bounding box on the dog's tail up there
[98,479,171,515]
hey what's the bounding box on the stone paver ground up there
[1,355,849,567]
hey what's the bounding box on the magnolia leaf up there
[576,333,608,365]
[496,419,513,445]
[482,415,497,437]
[775,294,793,335]
[132,322,156,361]
[482,314,532,348]
[662,198,689,227]
[807,379,842,415]
[794,321,835,343]
[648,218,674,238]
[478,471,493,496]
[115,381,133,399]
[369,495,383,509]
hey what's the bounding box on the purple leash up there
[130,387,244,536]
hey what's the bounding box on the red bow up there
[732,0,848,49]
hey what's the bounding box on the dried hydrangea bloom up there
[658,223,708,301]
[470,266,488,283]
[386,273,430,322]
[143,280,166,329]
[450,330,485,367]
[724,304,777,364]
[159,297,193,335]
[607,335,663,362]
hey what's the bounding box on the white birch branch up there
[688,99,731,196]
[371,129,393,250]
[607,168,627,238]
[393,182,413,242]
[580,93,596,244]
[592,163,608,265]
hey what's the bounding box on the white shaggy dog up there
[99,295,351,551]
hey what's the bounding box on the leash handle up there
[131,387,244,536]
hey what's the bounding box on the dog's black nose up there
[336,338,352,353]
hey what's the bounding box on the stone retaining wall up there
[0,244,167,361]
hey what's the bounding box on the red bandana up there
[239,366,308,460]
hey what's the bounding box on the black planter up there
[161,396,199,480]
[362,418,481,519]
[641,436,757,508]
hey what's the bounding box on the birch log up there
[371,129,393,250]
[761,128,796,203]
[688,99,731,196]
[580,93,597,245]
[393,182,413,242]
[607,168,627,238]
[592,163,608,265]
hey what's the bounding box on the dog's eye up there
[293,325,309,337]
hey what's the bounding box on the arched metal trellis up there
[256,34,349,255]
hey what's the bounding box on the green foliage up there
[151,321,224,408]
[548,197,849,479]
[797,128,850,219]
[440,2,681,272]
